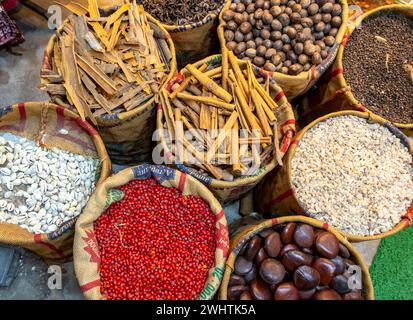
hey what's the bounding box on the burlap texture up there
[40,11,177,165]
[0,101,111,263]
[217,0,349,100]
[156,54,296,205]
[218,215,375,300]
[299,4,413,137]
[73,164,229,300]
[255,110,413,242]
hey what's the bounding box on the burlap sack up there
[299,4,413,137]
[217,0,349,100]
[218,215,375,300]
[156,54,296,205]
[40,10,177,165]
[0,101,111,263]
[73,164,229,300]
[255,110,413,242]
[163,2,226,67]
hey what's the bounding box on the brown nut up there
[301,17,313,28]
[303,62,311,71]
[228,285,248,298]
[245,236,262,260]
[331,274,351,294]
[223,10,235,22]
[260,29,271,39]
[250,278,272,300]
[229,274,246,286]
[271,19,283,30]
[280,66,289,74]
[293,265,320,290]
[263,39,273,48]
[245,48,257,58]
[279,243,299,257]
[278,13,290,26]
[313,288,342,300]
[293,224,315,248]
[303,43,316,56]
[315,21,326,32]
[271,0,281,5]
[264,231,282,257]
[255,0,265,9]
[234,42,247,55]
[315,231,340,258]
[273,39,283,50]
[246,40,257,49]
[240,291,253,300]
[342,291,364,300]
[270,5,282,16]
[234,31,245,42]
[226,41,238,51]
[299,288,316,300]
[331,16,342,28]
[259,258,286,285]
[281,222,297,244]
[270,30,282,40]
[254,8,264,19]
[274,282,300,300]
[286,26,297,39]
[331,3,342,16]
[311,13,322,24]
[300,0,311,8]
[265,48,278,60]
[289,63,303,75]
[313,258,336,285]
[263,12,274,24]
[321,2,333,13]
[312,51,322,64]
[324,35,336,47]
[256,45,267,57]
[235,2,246,13]
[253,56,266,67]
[322,13,332,23]
[282,250,313,271]
[240,22,252,34]
[255,37,264,46]
[307,3,319,15]
[246,3,256,13]
[256,247,269,265]
[290,12,301,24]
[234,255,253,275]
[226,20,238,31]
[224,30,235,42]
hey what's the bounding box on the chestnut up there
[313,288,342,300]
[245,236,262,261]
[282,250,313,271]
[342,291,364,300]
[315,232,339,258]
[331,256,346,275]
[229,274,246,286]
[240,291,253,300]
[293,265,320,290]
[274,282,300,300]
[259,258,286,285]
[250,278,272,300]
[256,247,269,265]
[293,224,315,248]
[234,255,253,275]
[244,264,257,283]
[280,243,299,257]
[339,243,351,259]
[299,288,316,300]
[312,258,336,285]
[228,285,248,298]
[264,231,282,258]
[331,275,350,294]
[281,222,296,244]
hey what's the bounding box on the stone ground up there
[0,7,380,300]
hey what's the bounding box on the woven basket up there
[219,215,375,300]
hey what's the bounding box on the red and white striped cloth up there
[0,2,24,47]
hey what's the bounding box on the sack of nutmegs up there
[218,0,349,100]
[298,4,413,137]
[219,215,375,300]
[74,164,229,300]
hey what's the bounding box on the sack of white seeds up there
[255,111,413,241]
[0,102,111,262]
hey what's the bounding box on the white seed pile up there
[291,115,413,236]
[0,135,99,234]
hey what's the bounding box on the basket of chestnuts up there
[219,216,374,300]
[218,0,349,99]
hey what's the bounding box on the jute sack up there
[74,164,229,300]
[40,10,177,165]
[217,0,349,100]
[156,54,296,205]
[163,2,226,67]
[255,110,413,242]
[219,215,375,300]
[0,102,111,263]
[298,4,413,137]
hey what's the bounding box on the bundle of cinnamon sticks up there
[40,0,172,124]
[160,53,282,181]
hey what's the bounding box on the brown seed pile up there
[222,0,343,75]
[137,0,225,25]
[343,12,413,124]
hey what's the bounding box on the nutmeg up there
[235,2,246,13]
[331,3,342,16]
[270,5,282,17]
[271,19,283,31]
[223,10,235,22]
[234,31,245,42]
[245,48,257,58]
[331,16,342,28]
[307,3,319,15]
[284,7,292,15]
[290,12,301,24]
[263,12,274,24]
[314,21,326,32]
[321,2,333,13]
[234,13,245,25]
[265,48,278,60]
[260,28,271,40]
[263,39,273,48]
[273,39,283,50]
[278,13,290,26]
[254,8,264,20]
[300,0,311,8]
[271,0,281,5]
[246,40,257,49]
[246,3,256,13]
[253,56,266,67]
[280,66,289,74]
[224,30,235,42]
[226,41,238,51]
[271,54,282,66]
[324,35,336,47]
[255,36,264,46]
[303,62,311,71]
[312,51,322,64]
[226,20,238,31]
[255,0,265,9]
[240,22,252,34]
[289,63,303,75]
[301,17,313,28]
[270,30,282,40]
[311,13,322,24]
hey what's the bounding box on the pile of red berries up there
[94,178,217,300]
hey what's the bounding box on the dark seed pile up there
[137,0,225,25]
[343,13,413,124]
